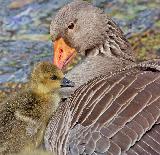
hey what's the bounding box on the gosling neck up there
[30,82,58,96]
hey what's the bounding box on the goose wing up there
[45,60,160,155]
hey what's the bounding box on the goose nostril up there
[60,49,63,54]
[58,49,63,61]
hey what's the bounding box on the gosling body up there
[0,62,74,155]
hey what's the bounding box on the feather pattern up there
[44,60,160,155]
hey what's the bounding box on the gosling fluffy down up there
[0,62,74,155]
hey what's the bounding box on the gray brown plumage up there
[45,0,160,155]
[45,60,160,155]
[0,62,74,155]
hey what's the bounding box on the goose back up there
[45,60,160,155]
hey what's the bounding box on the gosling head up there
[30,62,74,94]
[50,0,134,70]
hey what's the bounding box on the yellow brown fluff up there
[0,62,74,155]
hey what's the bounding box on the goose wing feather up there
[45,60,160,155]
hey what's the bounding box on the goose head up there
[50,0,135,70]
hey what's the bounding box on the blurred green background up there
[0,0,160,100]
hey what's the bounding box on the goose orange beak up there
[53,38,77,70]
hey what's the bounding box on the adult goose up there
[44,0,160,155]
[50,0,135,98]
[44,60,160,155]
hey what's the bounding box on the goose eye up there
[68,23,74,29]
[51,75,58,80]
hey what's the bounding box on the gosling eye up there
[50,75,58,80]
[68,22,74,29]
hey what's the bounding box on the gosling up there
[0,62,74,155]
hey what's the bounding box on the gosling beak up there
[61,77,75,87]
[53,38,77,69]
